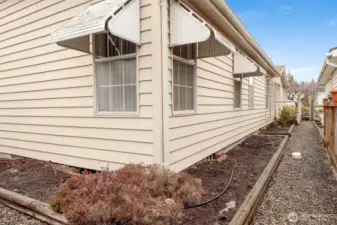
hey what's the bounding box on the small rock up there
[310,214,316,219]
[287,212,299,223]
[9,168,19,173]
[165,198,175,207]
[218,200,236,219]
[217,154,228,163]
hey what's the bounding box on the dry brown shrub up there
[49,164,203,225]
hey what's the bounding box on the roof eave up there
[210,0,280,77]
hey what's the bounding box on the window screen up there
[173,44,196,112]
[234,77,241,108]
[248,77,254,108]
[95,33,137,113]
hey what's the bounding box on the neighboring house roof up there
[317,47,337,85]
[275,65,289,89]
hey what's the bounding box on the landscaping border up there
[228,125,293,225]
[0,187,68,225]
[0,125,295,225]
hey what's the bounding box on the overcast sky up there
[226,0,337,82]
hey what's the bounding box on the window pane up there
[179,62,187,86]
[124,85,137,111]
[98,87,110,111]
[173,60,179,85]
[186,87,194,110]
[179,86,187,110]
[111,60,124,85]
[186,65,194,87]
[173,58,195,112]
[173,85,179,111]
[124,58,137,84]
[234,80,241,108]
[111,86,123,111]
[96,62,110,86]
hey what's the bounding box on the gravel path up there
[0,203,44,225]
[253,122,337,225]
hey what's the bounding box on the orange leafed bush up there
[49,164,204,225]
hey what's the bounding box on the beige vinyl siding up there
[0,0,156,170]
[169,54,273,172]
[332,71,337,90]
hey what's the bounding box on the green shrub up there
[278,106,297,125]
[301,106,309,113]
[49,164,204,225]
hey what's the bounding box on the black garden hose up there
[184,163,236,209]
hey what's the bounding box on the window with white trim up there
[248,77,254,108]
[172,44,196,112]
[266,75,270,109]
[94,33,137,113]
[234,76,242,108]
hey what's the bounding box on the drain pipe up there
[160,0,169,168]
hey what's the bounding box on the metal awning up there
[318,58,337,85]
[50,0,140,53]
[318,48,337,85]
[170,0,235,58]
[233,52,266,78]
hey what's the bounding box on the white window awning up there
[233,52,266,78]
[170,0,235,58]
[50,0,140,53]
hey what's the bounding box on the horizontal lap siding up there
[0,0,154,170]
[169,54,272,172]
[332,71,337,89]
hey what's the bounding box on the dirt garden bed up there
[0,134,285,224]
[182,135,284,225]
[0,160,70,202]
[262,123,291,133]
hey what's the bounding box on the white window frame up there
[172,46,197,116]
[248,77,254,109]
[92,34,139,117]
[234,76,242,110]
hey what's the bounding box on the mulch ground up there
[0,160,70,202]
[262,123,291,133]
[183,135,284,225]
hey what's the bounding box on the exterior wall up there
[0,0,159,170]
[315,92,325,106]
[325,79,333,96]
[332,71,337,90]
[168,54,274,172]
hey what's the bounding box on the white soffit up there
[50,0,140,53]
[320,58,337,85]
[170,0,235,58]
[234,52,265,77]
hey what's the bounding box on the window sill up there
[94,112,139,118]
[172,110,196,116]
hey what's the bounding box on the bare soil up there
[0,160,70,202]
[183,135,283,225]
[262,123,291,133]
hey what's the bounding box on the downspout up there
[160,0,169,168]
